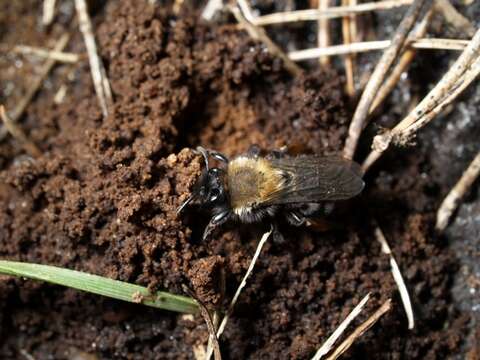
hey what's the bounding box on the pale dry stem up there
[42,0,56,26]
[0,105,41,158]
[254,0,413,26]
[325,300,392,360]
[436,151,480,231]
[341,0,357,97]
[311,293,371,360]
[343,0,429,160]
[318,0,331,66]
[205,229,272,360]
[0,34,70,141]
[230,2,302,76]
[374,226,415,329]
[75,0,113,117]
[289,38,468,60]
[369,10,432,114]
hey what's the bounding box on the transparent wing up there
[263,155,364,204]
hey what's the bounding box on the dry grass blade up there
[343,0,429,160]
[75,0,113,117]
[0,105,41,158]
[230,2,302,76]
[289,38,467,60]
[1,44,79,63]
[436,151,480,231]
[202,0,223,20]
[42,0,56,26]
[0,34,70,141]
[325,299,392,360]
[312,293,371,360]
[374,226,415,329]
[205,229,272,360]
[369,10,432,114]
[183,286,222,360]
[341,0,357,97]
[254,0,413,26]
[434,0,475,37]
[318,0,331,66]
[363,29,480,173]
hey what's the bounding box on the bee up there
[178,146,364,240]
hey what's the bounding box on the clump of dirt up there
[0,0,471,359]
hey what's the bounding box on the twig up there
[369,9,432,114]
[202,0,223,20]
[205,229,272,360]
[434,0,475,37]
[318,0,331,66]
[42,0,56,26]
[374,226,415,329]
[75,0,113,117]
[289,38,468,60]
[341,0,357,97]
[0,105,41,158]
[363,29,480,173]
[0,34,70,141]
[230,2,302,76]
[325,299,392,360]
[311,293,371,360]
[343,0,429,160]
[1,44,79,63]
[253,0,414,26]
[183,286,222,360]
[436,151,480,231]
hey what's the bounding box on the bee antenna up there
[196,146,210,170]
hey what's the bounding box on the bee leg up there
[203,211,230,240]
[271,223,285,243]
[286,211,306,226]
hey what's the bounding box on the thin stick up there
[343,0,429,160]
[318,0,331,66]
[374,226,415,329]
[254,0,413,26]
[362,29,480,173]
[325,299,392,360]
[434,0,475,37]
[75,0,113,117]
[436,151,480,231]
[369,9,432,114]
[1,44,79,63]
[230,2,302,76]
[205,229,272,360]
[202,0,223,20]
[0,34,70,141]
[183,286,222,360]
[312,293,371,360]
[289,38,468,60]
[341,0,356,96]
[42,0,56,26]
[0,105,41,158]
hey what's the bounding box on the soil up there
[0,1,478,359]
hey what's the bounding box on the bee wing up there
[264,155,364,204]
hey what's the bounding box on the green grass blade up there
[0,260,198,314]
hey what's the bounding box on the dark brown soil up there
[0,1,476,359]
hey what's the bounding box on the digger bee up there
[178,146,364,240]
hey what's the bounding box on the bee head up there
[177,166,228,214]
[194,167,228,208]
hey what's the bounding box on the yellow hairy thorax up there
[227,156,284,215]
